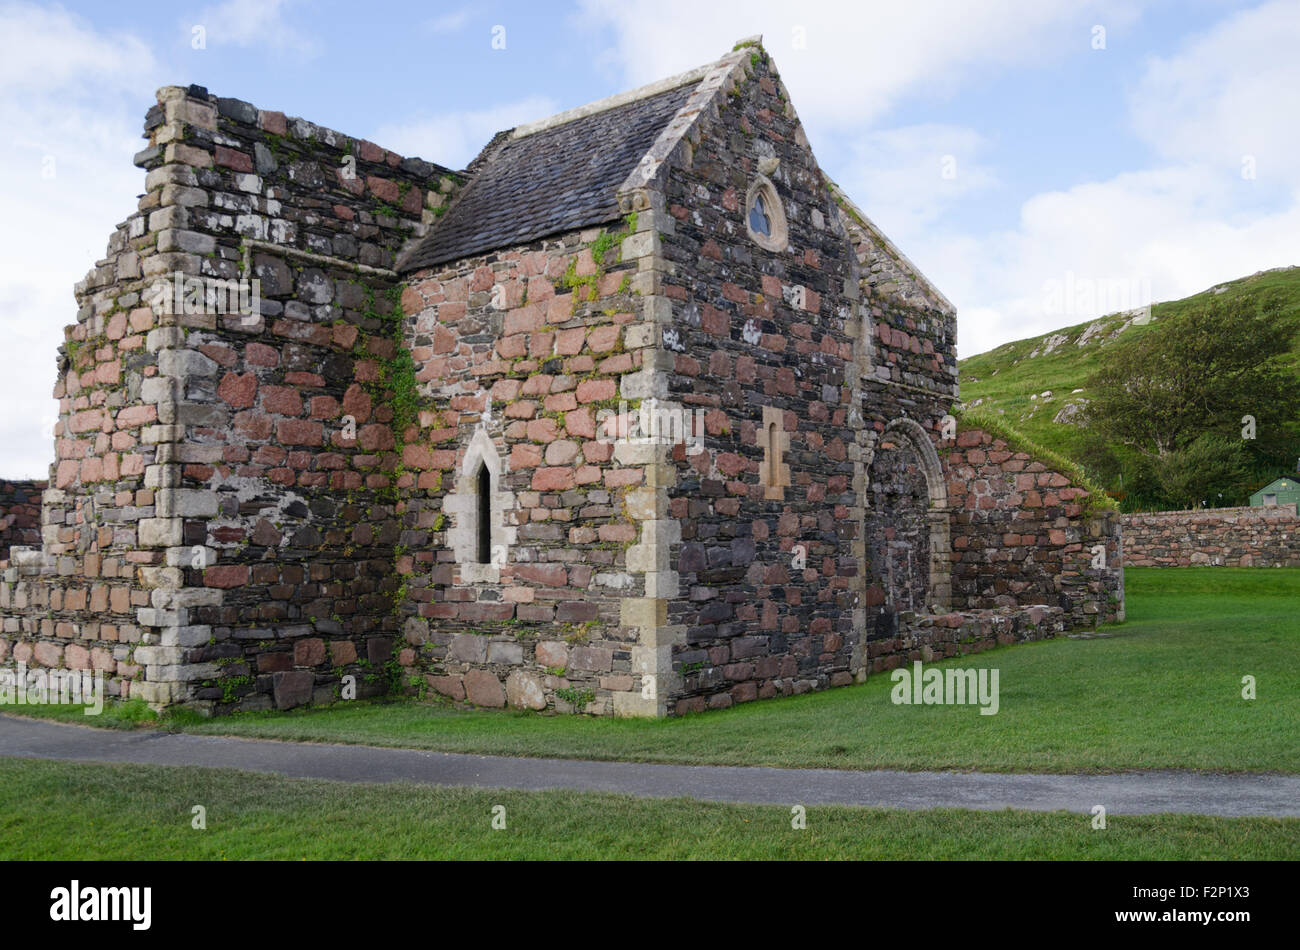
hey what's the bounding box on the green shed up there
[1249,476,1300,508]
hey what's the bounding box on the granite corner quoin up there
[0,39,1123,718]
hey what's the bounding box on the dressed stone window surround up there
[757,405,791,500]
[745,174,788,253]
[444,426,516,584]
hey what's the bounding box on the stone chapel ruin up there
[0,38,1123,716]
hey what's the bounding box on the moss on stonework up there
[264,132,292,163]
[590,230,618,266]
[555,218,640,313]
[332,280,429,620]
[954,406,1118,515]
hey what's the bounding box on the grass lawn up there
[10,567,1298,774]
[1,758,1295,859]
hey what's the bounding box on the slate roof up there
[399,81,697,273]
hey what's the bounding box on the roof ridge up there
[509,62,716,140]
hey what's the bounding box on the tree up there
[1081,293,1299,509]
[1135,434,1250,509]
[1083,294,1298,459]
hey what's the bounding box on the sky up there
[1,0,1297,476]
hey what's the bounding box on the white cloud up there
[0,2,162,478]
[574,0,1147,130]
[929,167,1300,359]
[424,8,471,34]
[371,96,560,170]
[1130,0,1300,187]
[190,0,319,56]
[0,1,154,91]
[837,123,999,238]
[935,0,1300,359]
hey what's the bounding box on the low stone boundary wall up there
[673,603,1065,714]
[861,603,1065,674]
[1121,504,1300,567]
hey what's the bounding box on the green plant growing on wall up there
[555,215,641,312]
[382,656,405,693]
[349,281,425,527]
[590,229,619,268]
[560,622,595,644]
[221,674,254,704]
[389,581,409,611]
[555,686,595,711]
[405,672,427,700]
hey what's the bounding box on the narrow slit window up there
[476,464,491,563]
[765,422,779,486]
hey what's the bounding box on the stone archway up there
[865,418,950,616]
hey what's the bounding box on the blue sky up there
[1,0,1297,475]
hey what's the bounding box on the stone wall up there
[647,47,980,713]
[398,222,653,715]
[0,480,45,562]
[1121,505,1300,567]
[946,427,1123,626]
[0,82,460,711]
[656,48,865,713]
[868,603,1067,674]
[384,44,1106,718]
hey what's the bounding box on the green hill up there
[958,265,1300,499]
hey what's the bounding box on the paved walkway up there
[2,714,1296,817]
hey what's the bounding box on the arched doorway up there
[865,419,950,623]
